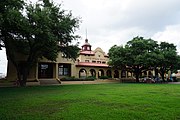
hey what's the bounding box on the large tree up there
[108,36,178,82]
[0,0,80,86]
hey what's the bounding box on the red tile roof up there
[80,51,95,55]
[104,54,109,57]
[76,62,110,67]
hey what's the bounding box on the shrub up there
[172,77,177,82]
[86,76,96,79]
[60,76,96,81]
[99,76,109,79]
[176,78,180,82]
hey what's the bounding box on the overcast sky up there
[1,0,180,74]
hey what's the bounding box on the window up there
[102,61,106,64]
[38,63,53,78]
[59,65,63,75]
[97,61,101,63]
[85,60,89,62]
[64,68,68,75]
[59,64,71,76]
[61,53,67,57]
[92,61,96,63]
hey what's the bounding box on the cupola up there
[81,39,91,51]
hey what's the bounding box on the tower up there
[81,39,91,51]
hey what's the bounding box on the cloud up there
[122,0,180,31]
[61,0,180,53]
[62,0,180,30]
[1,0,180,73]
[85,27,147,53]
[152,24,180,54]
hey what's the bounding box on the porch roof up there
[79,51,95,55]
[76,62,110,67]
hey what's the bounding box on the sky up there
[1,0,180,74]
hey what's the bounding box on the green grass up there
[0,83,180,120]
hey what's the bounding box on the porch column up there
[88,71,91,77]
[153,70,155,76]
[112,70,114,78]
[76,68,80,78]
[126,71,128,78]
[96,71,99,79]
[131,72,133,77]
[168,70,171,79]
[55,63,59,80]
[35,63,38,80]
[119,70,121,78]
[147,71,149,77]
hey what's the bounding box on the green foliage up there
[86,76,96,79]
[173,55,180,72]
[60,76,95,81]
[176,78,180,82]
[109,36,179,82]
[99,76,110,79]
[108,45,132,68]
[109,36,178,69]
[0,84,180,120]
[0,0,80,86]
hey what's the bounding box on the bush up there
[60,77,75,81]
[60,76,96,81]
[99,76,110,79]
[86,76,96,80]
[176,78,180,82]
[172,77,177,82]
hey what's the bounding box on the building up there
[7,38,129,83]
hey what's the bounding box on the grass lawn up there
[0,83,180,120]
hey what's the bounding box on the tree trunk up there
[134,66,140,83]
[15,62,30,87]
[20,65,30,87]
[160,67,166,82]
[161,72,165,82]
[3,31,32,87]
[135,73,139,82]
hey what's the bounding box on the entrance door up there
[38,63,53,78]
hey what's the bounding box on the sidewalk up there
[61,79,120,85]
[167,82,180,84]
[1,80,179,87]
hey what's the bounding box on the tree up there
[0,0,80,86]
[108,36,178,82]
[158,42,178,81]
[173,55,180,73]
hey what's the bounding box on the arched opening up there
[139,72,142,78]
[143,71,147,77]
[114,70,119,78]
[127,71,132,77]
[106,70,112,78]
[148,71,152,78]
[79,69,87,78]
[90,69,96,77]
[121,70,126,78]
[98,69,104,78]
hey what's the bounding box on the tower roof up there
[82,39,91,46]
